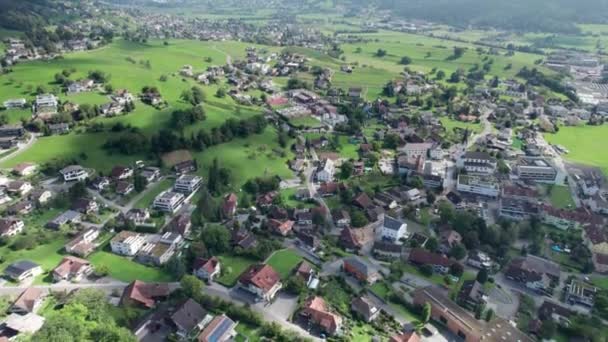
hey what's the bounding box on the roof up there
[171,298,208,332]
[344,257,377,277]
[239,264,281,293]
[197,314,236,342]
[373,241,402,254]
[12,288,44,313]
[353,192,373,209]
[390,332,421,342]
[53,256,90,278]
[121,280,170,308]
[4,260,40,278]
[193,257,220,274]
[506,255,560,281]
[302,296,342,334]
[462,151,496,162]
[3,313,45,334]
[383,216,405,231]
[351,296,377,317]
[408,248,453,267]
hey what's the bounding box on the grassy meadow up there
[544,125,608,176]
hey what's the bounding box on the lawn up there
[266,249,303,279]
[216,254,257,287]
[0,236,68,277]
[88,248,174,282]
[369,281,391,300]
[544,125,608,176]
[1,108,32,124]
[440,117,482,133]
[133,178,173,209]
[288,116,323,128]
[543,185,575,209]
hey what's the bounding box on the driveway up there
[485,286,519,319]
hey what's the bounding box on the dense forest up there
[371,0,608,33]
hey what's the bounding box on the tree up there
[104,84,114,94]
[181,275,204,298]
[339,161,354,179]
[436,70,446,80]
[449,244,467,260]
[350,210,368,228]
[216,88,226,98]
[133,174,147,192]
[409,175,424,189]
[68,181,87,200]
[191,86,206,105]
[449,263,464,278]
[421,302,431,323]
[425,237,438,252]
[284,276,306,295]
[426,192,436,205]
[476,268,488,284]
[400,56,412,65]
[201,225,231,254]
[375,49,387,57]
[484,308,494,322]
[94,264,110,277]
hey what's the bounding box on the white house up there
[194,257,221,282]
[153,190,185,213]
[3,98,26,109]
[0,218,24,237]
[60,165,89,182]
[173,174,203,194]
[316,158,335,183]
[381,216,408,243]
[110,231,146,256]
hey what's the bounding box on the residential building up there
[7,200,33,215]
[2,313,45,337]
[168,213,192,237]
[52,256,92,282]
[515,157,559,183]
[6,180,32,196]
[170,298,210,339]
[316,158,335,182]
[343,257,381,284]
[438,230,462,254]
[60,165,89,182]
[110,231,146,256]
[193,257,221,282]
[91,177,110,191]
[9,288,45,315]
[267,219,294,236]
[71,198,98,214]
[64,228,99,257]
[35,93,58,114]
[153,190,185,213]
[116,181,134,196]
[174,174,203,194]
[333,209,351,227]
[300,296,342,336]
[48,123,70,135]
[46,210,81,230]
[540,204,590,230]
[3,98,26,109]
[0,218,24,237]
[457,280,486,309]
[373,241,403,259]
[456,174,500,197]
[381,216,408,243]
[120,280,170,309]
[457,151,497,175]
[12,163,37,177]
[466,251,494,270]
[135,234,180,266]
[28,189,52,206]
[408,248,454,274]
[222,193,238,218]
[238,264,282,302]
[351,296,380,322]
[197,314,238,342]
[110,166,133,180]
[565,279,597,307]
[389,332,422,342]
[124,208,151,226]
[4,260,42,282]
[505,255,561,294]
[499,197,539,221]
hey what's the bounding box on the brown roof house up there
[52,256,92,282]
[300,296,342,336]
[457,280,486,310]
[389,332,421,342]
[351,296,380,322]
[170,298,211,339]
[238,264,282,302]
[193,257,221,282]
[120,280,170,308]
[408,248,454,274]
[9,288,46,315]
[505,255,560,295]
[267,219,294,236]
[222,193,238,218]
[343,257,381,284]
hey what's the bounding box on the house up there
[170,299,210,339]
[505,255,561,294]
[67,79,94,93]
[48,123,70,135]
[538,301,574,326]
[412,286,533,342]
[71,198,98,214]
[457,151,497,175]
[3,98,26,109]
[318,182,340,196]
[352,192,374,209]
[339,227,371,252]
[408,248,454,274]
[168,213,192,237]
[174,160,197,174]
[4,260,42,282]
[12,163,37,177]
[120,280,170,308]
[565,279,597,307]
[197,314,238,342]
[0,218,24,237]
[351,296,380,322]
[9,288,45,315]
[0,189,11,205]
[333,209,351,227]
[110,166,133,180]
[222,193,238,218]
[466,251,494,270]
[438,230,462,254]
[381,216,408,243]
[540,204,590,230]
[499,197,539,221]
[136,233,181,266]
[52,256,92,282]
[64,228,99,257]
[6,180,32,196]
[232,229,258,250]
[373,241,402,259]
[343,257,381,284]
[110,231,146,256]
[28,189,52,206]
[457,280,486,309]
[390,332,422,342]
[6,200,33,216]
[267,219,294,236]
[2,313,45,337]
[238,264,282,302]
[300,296,342,336]
[294,261,316,288]
[399,143,432,159]
[124,208,151,226]
[174,174,203,194]
[91,177,110,191]
[316,158,335,182]
[60,165,88,182]
[193,257,221,282]
[115,181,134,196]
[153,190,185,213]
[295,231,321,252]
[46,210,81,229]
[35,93,58,115]
[140,167,160,183]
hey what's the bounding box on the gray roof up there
[5,260,39,277]
[344,257,376,276]
[170,298,207,332]
[383,216,405,231]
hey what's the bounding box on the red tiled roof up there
[121,280,170,308]
[408,248,452,267]
[239,264,280,293]
[301,296,342,335]
[194,257,219,273]
[390,332,421,342]
[53,256,90,279]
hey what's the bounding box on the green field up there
[216,254,257,287]
[544,125,608,176]
[88,247,174,283]
[266,249,303,279]
[544,185,576,209]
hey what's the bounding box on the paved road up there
[0,133,37,163]
[303,150,337,235]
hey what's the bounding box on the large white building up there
[514,157,558,184]
[60,165,89,182]
[380,216,408,243]
[153,190,185,213]
[457,151,497,175]
[34,94,58,114]
[173,174,203,194]
[398,143,432,159]
[110,231,146,256]
[456,174,500,197]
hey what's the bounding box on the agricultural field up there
[544,125,608,176]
